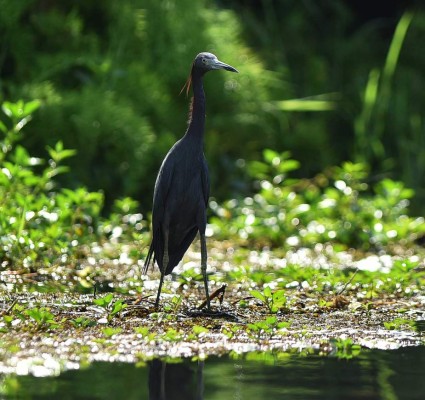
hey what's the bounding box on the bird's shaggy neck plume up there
[183,67,205,142]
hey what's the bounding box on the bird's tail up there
[142,242,154,275]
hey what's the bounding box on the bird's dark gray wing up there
[145,144,208,276]
[165,155,206,274]
[152,153,176,219]
[166,226,198,275]
[144,150,176,273]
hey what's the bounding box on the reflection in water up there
[1,347,424,399]
[148,359,204,400]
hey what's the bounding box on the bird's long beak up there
[212,59,238,73]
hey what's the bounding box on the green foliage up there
[383,318,416,331]
[331,338,361,360]
[163,295,183,313]
[2,304,66,331]
[232,4,425,212]
[92,293,114,308]
[178,267,204,286]
[211,149,425,250]
[0,101,105,272]
[192,325,209,336]
[24,307,61,330]
[149,311,178,323]
[1,100,148,279]
[1,0,272,206]
[134,326,156,342]
[354,12,423,205]
[250,287,287,314]
[1,2,425,214]
[247,316,290,341]
[186,325,210,341]
[102,327,123,338]
[93,293,127,323]
[0,100,41,163]
[161,328,184,343]
[221,324,241,340]
[248,316,289,333]
[69,317,96,329]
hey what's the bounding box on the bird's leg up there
[200,233,211,310]
[155,230,169,309]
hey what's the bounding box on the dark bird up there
[143,52,238,310]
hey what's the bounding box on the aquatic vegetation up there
[383,318,417,331]
[210,149,425,251]
[93,294,127,323]
[0,100,424,376]
[330,338,362,360]
[134,327,156,342]
[247,316,291,341]
[69,317,96,329]
[161,328,184,343]
[24,307,62,331]
[190,325,210,338]
[162,295,184,313]
[1,303,63,332]
[102,327,123,338]
[0,101,147,283]
[250,287,287,313]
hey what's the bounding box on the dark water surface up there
[1,346,424,399]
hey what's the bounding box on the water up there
[1,346,424,399]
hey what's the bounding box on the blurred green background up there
[1,0,424,214]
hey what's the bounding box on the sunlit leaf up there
[250,290,265,302]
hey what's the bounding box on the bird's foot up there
[197,284,227,310]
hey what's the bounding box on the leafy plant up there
[69,317,96,329]
[102,327,123,338]
[0,100,150,292]
[221,324,241,340]
[163,295,183,313]
[24,307,61,330]
[161,328,184,343]
[331,338,362,359]
[187,325,210,341]
[0,1,275,207]
[134,326,157,342]
[250,287,287,313]
[178,268,204,286]
[93,293,127,323]
[0,100,104,273]
[247,316,290,341]
[383,318,416,331]
[211,149,425,251]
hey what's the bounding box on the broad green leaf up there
[263,148,279,164]
[94,293,114,307]
[0,120,7,133]
[250,290,265,302]
[263,286,272,298]
[193,325,209,335]
[265,316,277,325]
[23,100,41,116]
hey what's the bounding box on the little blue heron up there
[143,52,238,310]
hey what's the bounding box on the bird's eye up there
[201,58,207,64]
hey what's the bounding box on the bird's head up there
[181,52,238,96]
[193,52,238,73]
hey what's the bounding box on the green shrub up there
[1,99,150,278]
[1,0,275,207]
[210,149,425,251]
[0,100,105,272]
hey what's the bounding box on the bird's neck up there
[185,71,205,143]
